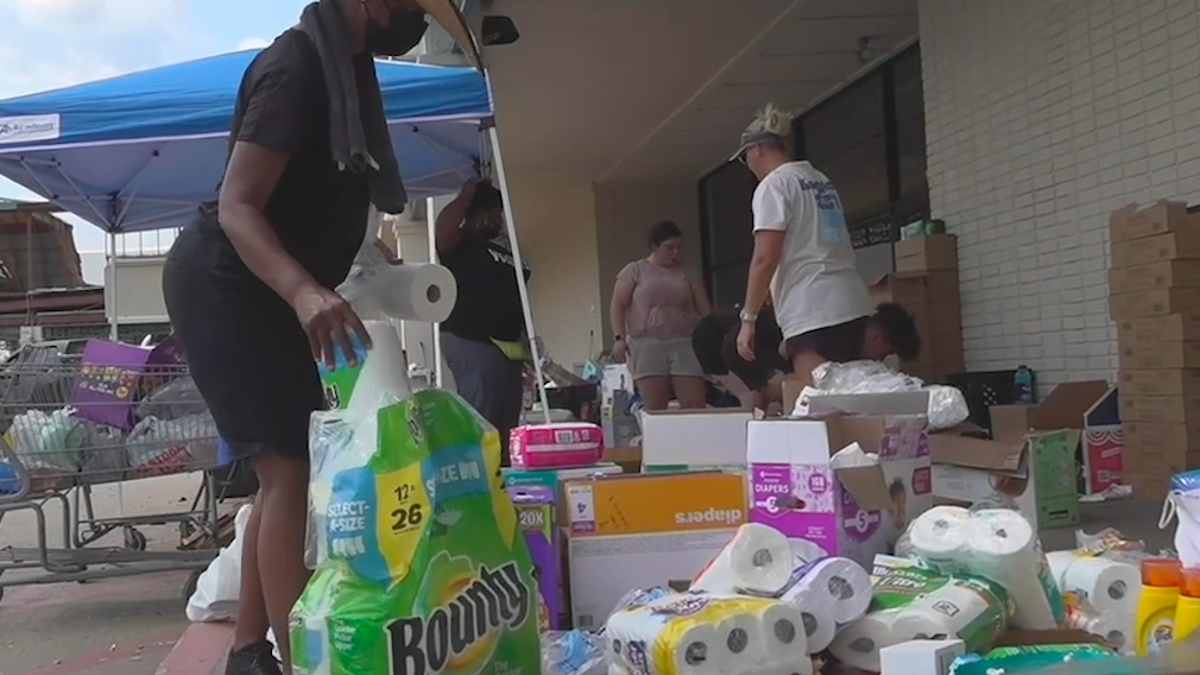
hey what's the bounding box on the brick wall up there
[917,0,1200,390]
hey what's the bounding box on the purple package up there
[507,485,561,630]
[70,336,187,430]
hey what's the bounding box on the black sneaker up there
[225,641,283,675]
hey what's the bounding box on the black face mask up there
[364,8,429,56]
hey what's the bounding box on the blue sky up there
[0,0,308,254]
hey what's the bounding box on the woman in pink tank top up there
[609,221,712,410]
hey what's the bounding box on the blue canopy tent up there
[0,49,492,232]
[0,48,552,418]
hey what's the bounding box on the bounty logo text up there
[387,562,531,675]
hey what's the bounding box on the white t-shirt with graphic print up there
[751,161,870,339]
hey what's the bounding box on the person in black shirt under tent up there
[435,178,531,465]
[161,1,446,673]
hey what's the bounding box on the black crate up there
[946,370,1018,433]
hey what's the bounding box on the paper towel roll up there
[344,320,413,418]
[377,263,457,323]
[777,582,837,654]
[1060,556,1140,615]
[757,603,807,662]
[1045,550,1080,587]
[607,610,728,675]
[781,557,873,625]
[717,612,768,664]
[692,523,794,596]
[829,614,893,672]
[963,509,1063,630]
[906,505,972,573]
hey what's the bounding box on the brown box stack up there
[870,234,963,382]
[1108,201,1200,496]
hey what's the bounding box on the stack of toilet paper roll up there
[904,506,1066,630]
[1045,549,1141,653]
[690,523,874,657]
[605,594,811,675]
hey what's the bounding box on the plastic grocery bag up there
[186,504,253,623]
[291,388,540,675]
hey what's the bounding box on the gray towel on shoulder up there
[299,0,407,214]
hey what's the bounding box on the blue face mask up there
[364,8,428,56]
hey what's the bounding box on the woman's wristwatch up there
[613,335,624,342]
[739,309,758,323]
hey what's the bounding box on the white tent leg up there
[107,232,119,340]
[486,124,551,425]
[426,196,444,389]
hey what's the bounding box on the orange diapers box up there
[562,471,747,629]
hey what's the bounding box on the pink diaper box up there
[70,335,186,430]
[509,422,604,469]
[748,392,932,569]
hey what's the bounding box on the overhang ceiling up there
[486,0,918,183]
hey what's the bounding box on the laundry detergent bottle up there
[1175,567,1200,642]
[1136,558,1182,655]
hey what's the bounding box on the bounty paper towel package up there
[294,379,539,674]
[829,565,1009,673]
[507,485,563,630]
[748,392,932,568]
[903,506,1066,630]
[606,593,810,675]
[563,472,747,629]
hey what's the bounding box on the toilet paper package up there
[829,565,1009,673]
[606,594,807,675]
[902,506,1066,630]
[292,387,540,675]
[777,556,873,654]
[691,523,795,597]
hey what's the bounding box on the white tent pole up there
[486,123,551,425]
[107,232,119,340]
[426,196,443,388]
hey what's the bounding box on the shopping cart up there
[0,358,233,603]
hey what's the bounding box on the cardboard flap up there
[1031,381,1110,429]
[806,391,930,416]
[930,432,1025,473]
[834,465,895,511]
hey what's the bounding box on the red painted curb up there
[155,622,233,675]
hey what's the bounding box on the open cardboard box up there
[749,391,932,567]
[929,381,1110,530]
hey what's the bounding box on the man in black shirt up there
[436,179,530,462]
[161,2,434,674]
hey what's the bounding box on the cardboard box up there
[640,409,753,472]
[1108,260,1200,294]
[930,381,1109,528]
[1109,288,1200,319]
[602,446,642,474]
[562,472,746,628]
[1117,313,1200,342]
[1124,421,1200,452]
[895,235,958,273]
[1109,201,1198,243]
[1110,229,1200,268]
[1125,472,1173,499]
[1118,369,1200,397]
[748,392,932,569]
[1083,387,1124,495]
[1119,394,1200,424]
[1118,340,1200,369]
[879,639,965,675]
[507,486,564,630]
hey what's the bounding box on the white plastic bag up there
[803,360,970,430]
[186,504,253,622]
[1160,490,1200,568]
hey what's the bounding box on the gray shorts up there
[627,336,704,380]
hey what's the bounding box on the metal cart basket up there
[0,353,232,602]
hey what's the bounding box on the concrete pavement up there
[0,474,215,675]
